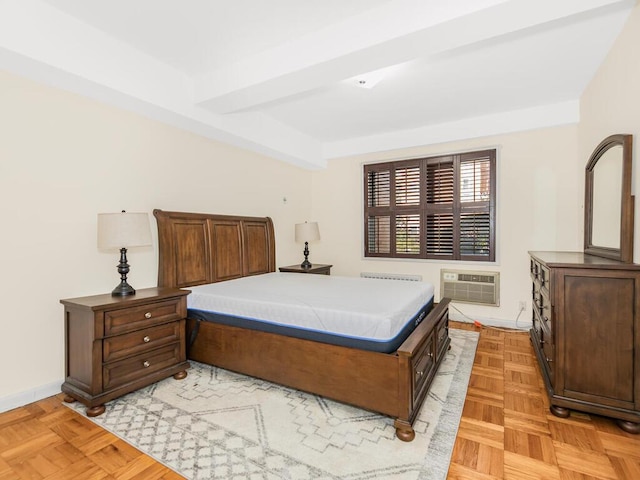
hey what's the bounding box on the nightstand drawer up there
[103,344,182,390]
[103,321,183,363]
[104,298,184,336]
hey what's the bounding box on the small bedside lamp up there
[98,211,152,296]
[295,221,320,269]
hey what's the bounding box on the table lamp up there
[98,211,152,296]
[295,221,320,269]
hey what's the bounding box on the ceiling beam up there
[0,0,326,169]
[193,0,630,114]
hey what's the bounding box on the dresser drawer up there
[541,332,554,383]
[104,298,184,336]
[534,290,551,320]
[539,265,550,295]
[103,344,182,390]
[531,320,554,383]
[103,321,183,363]
[530,257,539,281]
[531,259,550,295]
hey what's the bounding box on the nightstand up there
[279,264,332,275]
[60,287,190,417]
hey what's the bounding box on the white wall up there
[2,1,639,412]
[310,1,640,328]
[579,1,640,261]
[0,70,311,410]
[310,127,581,326]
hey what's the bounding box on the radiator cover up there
[360,272,422,282]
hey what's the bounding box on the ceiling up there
[0,0,636,169]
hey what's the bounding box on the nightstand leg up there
[63,395,76,403]
[173,370,188,380]
[86,405,106,417]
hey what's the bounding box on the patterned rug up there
[68,329,478,479]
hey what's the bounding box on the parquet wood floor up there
[1,323,638,479]
[448,323,640,480]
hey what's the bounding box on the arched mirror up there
[584,134,634,263]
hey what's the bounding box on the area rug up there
[68,328,478,479]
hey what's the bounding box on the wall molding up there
[0,380,63,414]
[449,309,532,332]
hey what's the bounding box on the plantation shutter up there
[394,162,421,256]
[364,149,495,261]
[425,156,454,259]
[365,165,391,255]
[459,151,495,260]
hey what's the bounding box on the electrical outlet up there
[518,300,527,311]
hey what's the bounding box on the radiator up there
[440,269,500,306]
[360,272,423,282]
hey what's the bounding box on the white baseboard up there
[0,380,63,414]
[1,309,526,416]
[449,308,532,332]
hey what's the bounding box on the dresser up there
[60,287,190,416]
[529,251,640,433]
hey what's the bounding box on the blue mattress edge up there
[187,297,434,354]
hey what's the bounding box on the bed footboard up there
[395,298,451,441]
[187,298,451,442]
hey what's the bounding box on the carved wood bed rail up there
[153,209,451,441]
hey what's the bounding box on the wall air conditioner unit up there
[440,270,500,306]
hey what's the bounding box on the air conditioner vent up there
[441,269,500,306]
[457,273,495,284]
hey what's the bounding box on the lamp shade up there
[97,212,152,249]
[295,222,320,243]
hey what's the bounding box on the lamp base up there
[111,281,135,296]
[111,247,136,296]
[300,241,312,269]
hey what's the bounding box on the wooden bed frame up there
[154,209,451,441]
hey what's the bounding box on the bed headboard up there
[153,209,276,289]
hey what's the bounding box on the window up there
[364,149,496,261]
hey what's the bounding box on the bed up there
[154,209,451,441]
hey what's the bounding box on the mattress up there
[187,272,435,353]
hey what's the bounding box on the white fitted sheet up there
[187,272,434,341]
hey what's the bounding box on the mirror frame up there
[584,134,634,263]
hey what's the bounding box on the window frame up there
[363,149,496,262]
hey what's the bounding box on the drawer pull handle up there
[144,312,152,319]
[143,336,151,343]
[416,370,424,377]
[545,357,553,363]
[143,361,150,368]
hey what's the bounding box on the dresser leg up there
[86,405,106,417]
[616,419,640,434]
[63,395,76,403]
[173,370,188,380]
[550,405,570,418]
